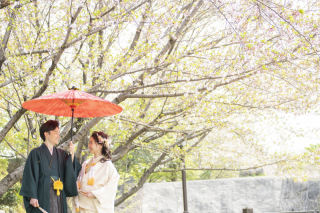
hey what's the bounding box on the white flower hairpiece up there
[97,134,111,146]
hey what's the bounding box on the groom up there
[20,120,81,213]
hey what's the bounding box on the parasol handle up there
[71,109,74,154]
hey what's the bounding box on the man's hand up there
[69,141,75,162]
[30,198,39,207]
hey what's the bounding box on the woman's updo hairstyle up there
[91,131,112,162]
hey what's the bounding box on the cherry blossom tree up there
[0,0,320,207]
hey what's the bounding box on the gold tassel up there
[87,169,95,185]
[91,178,94,185]
[75,195,80,212]
[87,177,94,185]
[87,162,97,185]
[51,177,63,196]
[77,181,81,190]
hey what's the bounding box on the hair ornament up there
[97,133,111,146]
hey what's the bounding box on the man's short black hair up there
[40,120,59,141]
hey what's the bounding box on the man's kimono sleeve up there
[63,153,81,197]
[19,149,40,212]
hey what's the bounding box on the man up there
[20,120,81,213]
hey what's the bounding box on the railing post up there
[243,207,253,213]
[179,143,188,213]
[181,166,188,213]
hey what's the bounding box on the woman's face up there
[88,136,102,155]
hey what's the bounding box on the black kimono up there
[20,143,81,213]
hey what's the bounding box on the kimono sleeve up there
[19,149,40,212]
[91,161,120,205]
[64,152,81,197]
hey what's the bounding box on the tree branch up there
[0,165,24,198]
[155,159,291,172]
[115,152,167,206]
[0,4,17,70]
[5,139,27,159]
[154,0,203,64]
[0,5,84,145]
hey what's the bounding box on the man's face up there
[44,127,60,145]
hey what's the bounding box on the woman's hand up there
[81,191,95,198]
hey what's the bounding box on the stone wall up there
[140,177,320,213]
[280,178,320,211]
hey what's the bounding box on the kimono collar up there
[41,143,55,155]
[40,143,57,168]
[92,155,104,162]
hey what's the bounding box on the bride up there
[73,131,119,213]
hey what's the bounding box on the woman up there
[73,131,119,213]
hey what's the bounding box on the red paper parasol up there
[22,87,122,141]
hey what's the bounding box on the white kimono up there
[73,159,120,213]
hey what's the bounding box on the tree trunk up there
[0,165,24,198]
